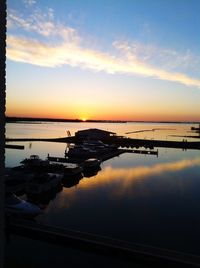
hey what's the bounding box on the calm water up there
[5,122,200,255]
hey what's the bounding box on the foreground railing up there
[7,219,200,267]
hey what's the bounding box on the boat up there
[67,145,97,159]
[19,155,65,173]
[63,163,83,178]
[62,176,82,188]
[26,173,62,195]
[5,193,41,217]
[82,165,101,178]
[62,163,83,188]
[20,154,48,165]
[191,124,200,132]
[82,158,101,178]
[82,158,101,170]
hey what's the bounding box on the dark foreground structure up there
[6,219,200,267]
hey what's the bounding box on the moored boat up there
[26,173,62,195]
[6,193,41,217]
[81,158,101,178]
[82,158,101,170]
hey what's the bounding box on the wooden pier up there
[8,219,200,267]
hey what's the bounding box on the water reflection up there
[47,157,200,211]
[80,157,200,188]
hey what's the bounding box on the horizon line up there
[5,116,200,124]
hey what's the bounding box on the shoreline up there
[5,117,200,124]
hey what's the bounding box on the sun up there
[81,118,87,122]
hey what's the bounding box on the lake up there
[5,121,200,255]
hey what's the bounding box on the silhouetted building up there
[75,128,116,140]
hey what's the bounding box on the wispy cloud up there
[114,40,200,73]
[23,0,36,7]
[7,6,200,88]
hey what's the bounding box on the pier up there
[8,219,200,267]
[47,149,158,166]
[124,149,158,156]
[5,144,24,150]
[47,149,125,164]
[104,137,200,150]
[6,136,200,150]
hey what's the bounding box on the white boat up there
[82,158,101,171]
[21,154,48,165]
[63,163,83,177]
[67,145,96,158]
[6,193,41,216]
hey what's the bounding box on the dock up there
[5,144,24,150]
[6,136,200,150]
[105,137,200,150]
[124,149,158,156]
[8,219,200,267]
[47,149,125,164]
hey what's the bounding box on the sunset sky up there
[6,0,200,121]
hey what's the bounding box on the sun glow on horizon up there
[81,118,87,122]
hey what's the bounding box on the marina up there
[5,122,200,265]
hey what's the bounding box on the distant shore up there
[5,116,200,124]
[6,117,127,124]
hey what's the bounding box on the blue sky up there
[6,0,200,121]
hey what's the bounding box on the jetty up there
[5,144,24,150]
[106,137,200,150]
[5,136,200,150]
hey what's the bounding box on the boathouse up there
[75,128,116,140]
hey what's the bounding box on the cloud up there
[7,7,200,88]
[113,41,200,73]
[23,0,36,6]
